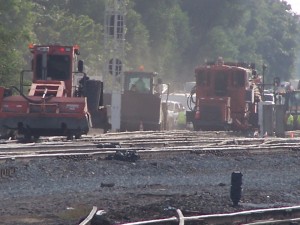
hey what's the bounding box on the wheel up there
[24,134,32,142]
[33,135,40,141]
[67,134,73,140]
[74,133,81,139]
[66,130,74,140]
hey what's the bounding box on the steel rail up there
[1,136,300,160]
[79,206,98,225]
[120,206,300,225]
[0,136,291,154]
[0,143,298,162]
[0,131,300,161]
[244,217,300,225]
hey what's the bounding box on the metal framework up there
[104,0,126,89]
[103,0,127,131]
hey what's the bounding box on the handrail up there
[20,69,32,94]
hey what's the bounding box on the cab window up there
[196,71,210,86]
[128,77,150,93]
[36,55,70,80]
[232,71,245,87]
[215,72,228,96]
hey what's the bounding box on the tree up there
[33,1,104,76]
[1,0,300,89]
[0,0,35,86]
[132,0,191,83]
[246,0,300,82]
[125,6,151,71]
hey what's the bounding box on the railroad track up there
[127,205,300,225]
[82,205,300,225]
[2,129,300,225]
[0,130,300,161]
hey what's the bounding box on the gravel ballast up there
[1,147,300,225]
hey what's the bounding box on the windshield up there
[232,71,245,87]
[214,72,228,96]
[125,73,152,93]
[196,71,210,86]
[36,55,71,80]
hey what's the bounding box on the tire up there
[66,130,73,140]
[75,133,81,139]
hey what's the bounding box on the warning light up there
[28,43,34,53]
[74,45,80,55]
[28,43,34,49]
[139,65,144,71]
[59,47,65,53]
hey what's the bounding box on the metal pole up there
[262,63,267,101]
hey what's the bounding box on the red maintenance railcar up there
[187,58,262,131]
[0,44,109,140]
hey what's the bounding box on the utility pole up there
[104,0,127,131]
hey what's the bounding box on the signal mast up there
[104,0,127,131]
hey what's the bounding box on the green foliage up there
[125,7,151,71]
[32,1,104,76]
[0,0,34,86]
[180,0,300,83]
[66,0,106,24]
[255,0,299,81]
[0,0,300,89]
[132,0,191,81]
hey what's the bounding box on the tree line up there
[0,0,299,89]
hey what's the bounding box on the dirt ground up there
[1,133,300,225]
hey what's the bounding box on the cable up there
[187,86,196,111]
[10,86,54,104]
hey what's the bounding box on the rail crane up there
[0,44,109,140]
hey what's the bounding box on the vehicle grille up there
[29,103,58,113]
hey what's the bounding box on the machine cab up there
[124,71,158,94]
[29,44,80,97]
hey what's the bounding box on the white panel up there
[111,91,121,131]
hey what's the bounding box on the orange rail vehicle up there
[187,58,262,131]
[0,44,109,140]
